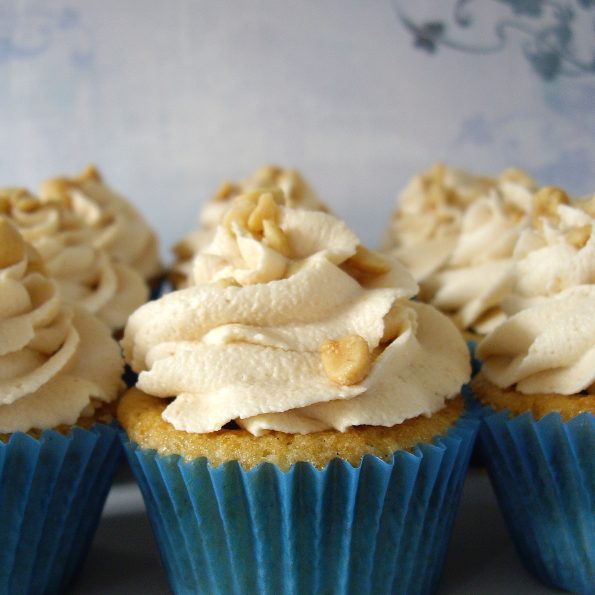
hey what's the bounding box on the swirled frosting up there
[0,218,123,432]
[476,193,595,395]
[383,164,535,280]
[172,165,327,287]
[1,190,148,332]
[124,191,470,435]
[39,165,162,282]
[383,165,540,335]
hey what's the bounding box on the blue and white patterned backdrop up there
[0,0,593,253]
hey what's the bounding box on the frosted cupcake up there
[470,193,595,593]
[119,189,477,594]
[171,164,327,288]
[39,165,163,296]
[1,189,148,335]
[0,217,124,593]
[382,163,535,286]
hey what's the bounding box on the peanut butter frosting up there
[0,218,123,432]
[1,189,148,332]
[123,190,470,436]
[39,165,162,282]
[383,163,536,281]
[476,189,595,395]
[172,165,327,287]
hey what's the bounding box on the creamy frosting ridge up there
[172,165,327,287]
[1,190,148,332]
[0,218,123,432]
[39,165,162,282]
[476,192,595,395]
[124,192,470,435]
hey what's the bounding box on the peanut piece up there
[532,186,570,225]
[214,180,239,201]
[345,245,390,275]
[500,168,534,187]
[15,196,41,212]
[262,219,291,256]
[565,225,591,249]
[0,218,25,268]
[247,192,278,233]
[320,335,371,385]
[79,164,102,182]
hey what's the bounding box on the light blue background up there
[1,0,593,255]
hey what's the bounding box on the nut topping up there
[320,334,371,385]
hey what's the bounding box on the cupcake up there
[383,165,538,374]
[0,217,124,593]
[470,193,595,593]
[39,165,163,297]
[0,188,148,336]
[171,164,327,288]
[119,189,477,594]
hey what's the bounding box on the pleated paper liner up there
[479,407,594,595]
[122,414,478,595]
[0,423,122,595]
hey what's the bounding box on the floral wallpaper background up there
[0,0,593,252]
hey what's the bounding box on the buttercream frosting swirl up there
[0,217,123,432]
[1,189,148,332]
[383,164,535,275]
[124,191,470,435]
[39,165,162,282]
[477,192,595,395]
[172,165,327,287]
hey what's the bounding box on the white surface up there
[74,467,558,594]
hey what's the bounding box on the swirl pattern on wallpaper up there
[0,1,92,66]
[394,0,595,80]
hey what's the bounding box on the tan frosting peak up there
[477,286,595,395]
[172,165,327,287]
[124,192,470,436]
[0,218,123,432]
[476,194,595,395]
[39,165,162,282]
[1,190,148,332]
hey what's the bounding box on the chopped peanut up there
[0,218,25,268]
[500,168,534,187]
[565,225,591,249]
[247,192,278,234]
[15,196,41,212]
[532,186,570,225]
[79,164,102,182]
[345,245,390,275]
[320,334,371,385]
[262,219,291,256]
[214,180,239,201]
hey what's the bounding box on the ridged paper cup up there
[479,407,594,594]
[0,424,122,594]
[122,414,478,595]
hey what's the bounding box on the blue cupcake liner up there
[479,406,594,594]
[0,423,122,595]
[122,413,478,595]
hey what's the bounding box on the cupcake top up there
[0,189,148,333]
[384,166,544,336]
[0,217,123,432]
[39,165,162,283]
[477,190,595,396]
[383,163,536,275]
[172,165,327,287]
[124,189,470,436]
